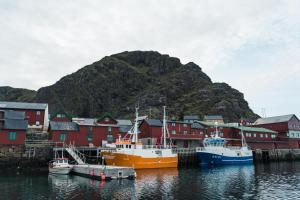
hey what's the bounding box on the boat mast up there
[241,125,247,147]
[162,106,167,148]
[214,122,219,138]
[132,106,139,143]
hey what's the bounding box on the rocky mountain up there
[1,51,259,122]
[0,86,36,102]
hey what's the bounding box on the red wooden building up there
[197,121,278,150]
[49,114,120,147]
[0,101,49,131]
[253,114,300,148]
[139,119,204,148]
[0,110,28,145]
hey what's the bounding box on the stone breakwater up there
[1,145,300,169]
[254,149,300,162]
[0,145,52,169]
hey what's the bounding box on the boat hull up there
[197,152,253,165]
[49,167,73,175]
[101,152,178,169]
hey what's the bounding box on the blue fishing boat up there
[196,124,253,165]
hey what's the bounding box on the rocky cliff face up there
[0,51,259,122]
[32,51,258,122]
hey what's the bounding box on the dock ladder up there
[64,143,86,164]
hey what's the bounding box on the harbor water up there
[1,162,300,199]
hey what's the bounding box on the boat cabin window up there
[204,138,226,147]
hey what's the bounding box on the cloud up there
[0,0,299,117]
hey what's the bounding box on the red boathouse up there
[0,110,28,145]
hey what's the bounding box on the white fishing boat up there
[49,158,73,175]
[196,123,253,165]
[49,147,73,175]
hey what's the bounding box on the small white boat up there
[49,158,73,175]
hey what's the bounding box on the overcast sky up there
[0,0,299,117]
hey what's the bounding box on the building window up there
[172,123,176,127]
[108,127,112,132]
[260,134,263,138]
[57,114,66,118]
[183,124,187,127]
[183,130,187,134]
[104,117,109,122]
[37,111,41,115]
[265,134,268,138]
[36,121,40,126]
[287,132,289,137]
[253,133,256,137]
[107,135,114,142]
[219,132,223,137]
[60,133,67,141]
[87,134,93,142]
[271,134,276,139]
[8,132,17,140]
[172,130,176,134]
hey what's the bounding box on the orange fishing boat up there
[101,106,178,169]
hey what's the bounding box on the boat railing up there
[142,145,174,149]
[195,147,205,151]
[25,140,58,147]
[227,146,243,150]
[174,148,196,154]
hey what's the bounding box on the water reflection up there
[1,163,300,199]
[254,162,300,199]
[134,168,179,199]
[172,165,256,199]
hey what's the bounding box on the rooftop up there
[0,101,48,110]
[72,118,118,127]
[183,115,199,120]
[234,126,277,134]
[197,121,276,133]
[203,115,223,120]
[1,110,25,120]
[50,121,79,131]
[4,119,28,130]
[254,114,296,125]
[117,119,132,126]
[144,119,163,127]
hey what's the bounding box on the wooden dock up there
[72,164,136,180]
[52,144,136,181]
